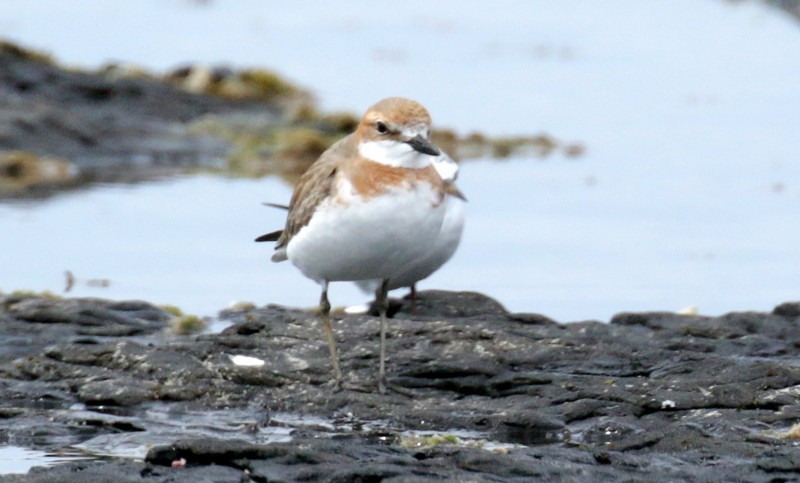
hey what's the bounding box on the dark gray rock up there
[3,292,800,482]
[0,294,170,365]
[0,44,291,201]
[0,45,274,163]
[773,301,800,318]
[7,459,249,483]
[397,289,509,319]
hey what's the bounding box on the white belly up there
[287,183,448,284]
[389,196,464,289]
[356,195,464,292]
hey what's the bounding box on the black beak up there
[407,134,440,156]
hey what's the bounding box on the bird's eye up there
[376,121,389,134]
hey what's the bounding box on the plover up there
[256,97,465,393]
[353,152,464,307]
[263,153,465,310]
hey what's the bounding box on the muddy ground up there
[1,291,800,482]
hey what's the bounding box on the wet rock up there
[15,459,248,483]
[497,411,567,445]
[773,301,800,318]
[398,289,509,319]
[77,379,159,407]
[581,420,641,446]
[0,294,171,365]
[146,438,278,466]
[757,448,800,473]
[0,43,286,199]
[4,291,800,481]
[4,294,169,332]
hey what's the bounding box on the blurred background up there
[0,0,798,322]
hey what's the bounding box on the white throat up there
[358,140,432,169]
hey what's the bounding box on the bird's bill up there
[406,134,440,156]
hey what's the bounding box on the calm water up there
[1,0,799,321]
[0,446,87,475]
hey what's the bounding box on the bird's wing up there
[276,134,354,250]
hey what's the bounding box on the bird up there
[255,97,466,393]
[262,152,465,312]
[352,152,464,308]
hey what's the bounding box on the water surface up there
[1,0,799,321]
[0,446,87,474]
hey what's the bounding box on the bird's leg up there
[409,284,417,314]
[320,282,342,391]
[377,279,390,394]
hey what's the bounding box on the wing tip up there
[255,229,283,242]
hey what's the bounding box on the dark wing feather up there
[254,229,283,242]
[262,202,289,210]
[444,181,468,201]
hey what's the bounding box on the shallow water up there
[58,406,512,461]
[71,406,292,459]
[0,446,88,475]
[1,1,799,321]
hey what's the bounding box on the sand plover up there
[263,152,465,310]
[256,97,465,393]
[353,152,464,306]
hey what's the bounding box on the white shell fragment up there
[229,354,265,367]
[344,303,370,315]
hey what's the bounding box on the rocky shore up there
[3,30,800,481]
[1,290,800,482]
[0,40,317,198]
[0,41,580,201]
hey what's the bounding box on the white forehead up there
[399,122,429,139]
